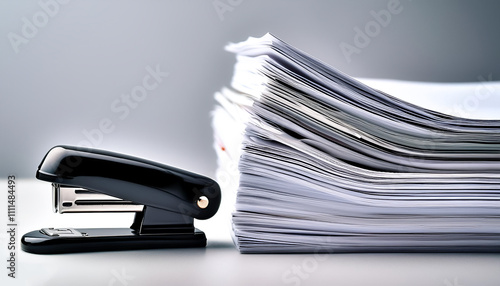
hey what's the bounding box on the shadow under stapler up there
[206,240,237,249]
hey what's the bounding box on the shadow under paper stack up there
[212,33,500,253]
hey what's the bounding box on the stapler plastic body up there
[21,146,221,254]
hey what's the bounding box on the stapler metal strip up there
[53,184,145,213]
[21,145,221,254]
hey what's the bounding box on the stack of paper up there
[212,34,500,253]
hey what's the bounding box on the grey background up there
[1,0,500,178]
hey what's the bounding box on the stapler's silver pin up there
[52,184,144,214]
[197,196,209,209]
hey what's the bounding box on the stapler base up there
[21,228,206,254]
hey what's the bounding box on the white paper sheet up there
[213,33,500,253]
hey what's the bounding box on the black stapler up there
[21,145,221,254]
